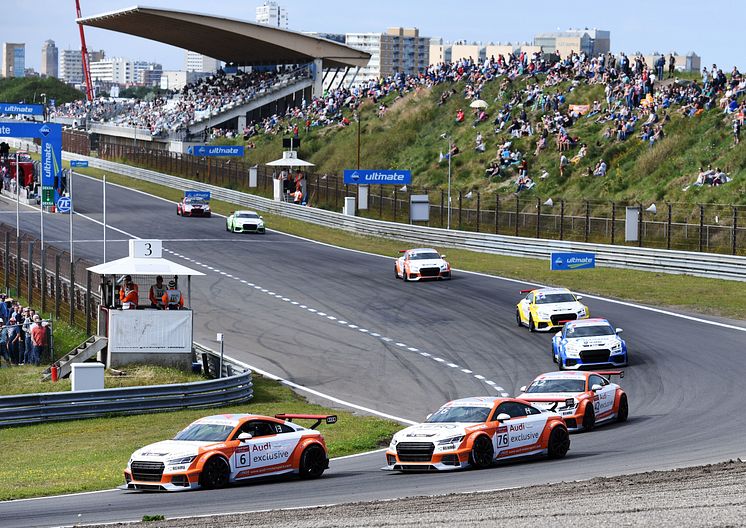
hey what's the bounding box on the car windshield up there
[526,379,586,393]
[566,325,615,337]
[236,213,260,219]
[185,198,207,205]
[425,406,490,423]
[535,293,576,304]
[173,423,234,442]
[410,252,440,260]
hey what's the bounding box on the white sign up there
[128,239,162,258]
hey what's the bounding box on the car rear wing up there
[595,370,624,379]
[519,289,534,294]
[399,249,407,253]
[275,414,337,429]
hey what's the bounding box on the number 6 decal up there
[234,447,251,468]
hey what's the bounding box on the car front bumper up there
[233,224,265,233]
[561,351,627,369]
[123,467,201,492]
[382,448,468,471]
[406,269,451,281]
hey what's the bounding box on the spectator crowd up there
[0,293,50,367]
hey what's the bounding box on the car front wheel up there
[617,394,629,423]
[547,425,570,459]
[583,404,595,432]
[528,315,536,332]
[299,445,327,479]
[516,310,522,327]
[199,456,230,489]
[469,435,494,469]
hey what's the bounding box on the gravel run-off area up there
[88,460,746,528]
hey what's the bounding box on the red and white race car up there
[517,371,628,432]
[384,396,569,471]
[176,192,211,217]
[124,413,336,491]
[394,248,451,281]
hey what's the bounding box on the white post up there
[40,192,44,250]
[217,332,224,378]
[69,169,74,263]
[447,140,452,230]
[102,174,106,262]
[15,153,20,238]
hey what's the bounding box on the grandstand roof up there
[78,6,371,70]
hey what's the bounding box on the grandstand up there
[56,6,370,152]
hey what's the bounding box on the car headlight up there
[127,458,133,468]
[409,266,420,272]
[437,435,464,446]
[577,308,587,316]
[167,455,196,465]
[611,342,623,352]
[389,438,399,449]
[537,310,551,319]
[564,342,581,357]
[561,398,578,412]
[439,264,449,270]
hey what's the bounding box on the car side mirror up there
[237,432,252,442]
[519,385,527,392]
[425,413,432,420]
[576,295,583,300]
[440,254,447,259]
[496,413,511,422]
[615,328,623,334]
[591,384,602,392]
[260,216,264,219]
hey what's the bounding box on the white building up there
[160,70,206,91]
[41,40,58,78]
[343,28,428,86]
[89,57,132,84]
[256,1,288,29]
[185,51,221,73]
[59,49,83,84]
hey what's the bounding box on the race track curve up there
[0,174,744,527]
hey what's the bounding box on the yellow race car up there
[516,287,589,332]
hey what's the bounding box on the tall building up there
[344,27,429,86]
[2,43,26,78]
[89,57,132,84]
[256,1,288,29]
[138,63,163,86]
[534,29,610,58]
[59,49,83,84]
[185,51,221,73]
[41,40,58,78]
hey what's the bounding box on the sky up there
[2,0,743,72]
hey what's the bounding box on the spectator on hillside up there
[455,108,465,123]
[593,159,607,176]
[475,133,486,152]
[734,118,741,145]
[0,319,7,367]
[559,153,569,177]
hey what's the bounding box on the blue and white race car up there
[552,318,627,370]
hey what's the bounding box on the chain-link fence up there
[95,140,746,256]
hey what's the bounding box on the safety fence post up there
[585,201,590,243]
[41,247,47,314]
[699,204,705,252]
[15,236,20,298]
[458,191,463,230]
[536,198,541,239]
[514,196,520,237]
[55,254,60,319]
[4,231,9,293]
[27,242,33,305]
[560,200,566,241]
[440,190,444,227]
[667,203,672,250]
[85,270,92,336]
[476,193,481,232]
[495,194,500,235]
[733,207,738,256]
[69,259,75,325]
[610,202,615,244]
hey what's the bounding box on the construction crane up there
[75,0,94,101]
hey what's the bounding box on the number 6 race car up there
[383,396,569,472]
[394,248,451,281]
[517,371,628,432]
[123,413,336,491]
[516,287,589,332]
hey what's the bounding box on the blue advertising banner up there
[187,145,244,157]
[0,121,62,206]
[0,102,45,116]
[343,169,412,185]
[70,160,89,168]
[56,195,72,214]
[184,191,211,200]
[551,252,596,271]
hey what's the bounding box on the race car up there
[394,248,451,281]
[177,191,211,217]
[552,318,628,370]
[226,210,266,233]
[383,396,569,472]
[517,370,628,432]
[123,413,336,491]
[516,287,589,332]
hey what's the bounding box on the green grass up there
[0,375,400,500]
[0,364,204,396]
[71,164,746,320]
[223,76,745,206]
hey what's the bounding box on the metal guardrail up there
[61,153,746,282]
[0,366,253,427]
[194,342,250,379]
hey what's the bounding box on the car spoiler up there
[399,250,407,253]
[275,414,337,429]
[519,289,534,294]
[595,370,624,379]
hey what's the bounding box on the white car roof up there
[407,248,440,254]
[444,396,501,408]
[566,318,611,328]
[234,210,260,215]
[535,371,587,381]
[534,287,572,294]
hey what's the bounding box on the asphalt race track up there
[1,174,745,527]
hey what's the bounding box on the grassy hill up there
[227,75,745,206]
[0,77,83,107]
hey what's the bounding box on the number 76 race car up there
[123,413,336,491]
[394,248,451,281]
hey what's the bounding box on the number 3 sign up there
[129,239,162,258]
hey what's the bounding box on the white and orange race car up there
[123,413,336,491]
[394,248,451,281]
[384,396,569,471]
[517,371,628,432]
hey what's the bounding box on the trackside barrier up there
[6,141,746,282]
[0,369,253,427]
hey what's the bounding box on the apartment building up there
[534,29,611,57]
[2,43,25,78]
[41,40,58,78]
[185,51,221,73]
[256,1,288,29]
